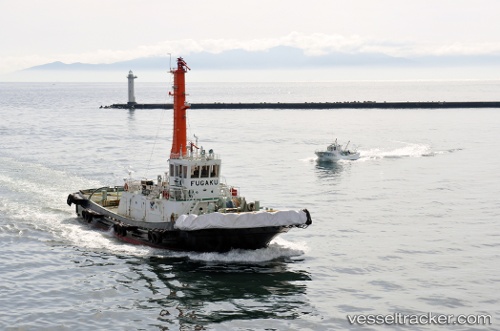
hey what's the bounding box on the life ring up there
[124,183,129,191]
[162,190,169,199]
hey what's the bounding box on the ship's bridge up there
[169,148,221,200]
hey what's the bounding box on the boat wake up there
[62,222,153,256]
[0,156,152,256]
[153,237,306,263]
[358,143,462,161]
[60,221,306,262]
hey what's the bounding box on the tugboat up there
[315,138,360,162]
[67,57,312,252]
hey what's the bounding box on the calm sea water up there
[1,80,499,330]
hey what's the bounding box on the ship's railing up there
[171,149,220,161]
[125,180,165,198]
[219,183,239,198]
[85,186,124,207]
[187,198,221,215]
[169,185,189,201]
[148,185,162,198]
[125,180,143,193]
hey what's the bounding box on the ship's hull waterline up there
[67,187,311,252]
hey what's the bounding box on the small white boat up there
[315,139,360,161]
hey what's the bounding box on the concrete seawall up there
[105,101,500,110]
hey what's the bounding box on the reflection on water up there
[126,255,313,328]
[127,108,135,121]
[315,160,344,178]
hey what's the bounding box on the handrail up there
[88,186,110,200]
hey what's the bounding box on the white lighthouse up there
[127,70,137,105]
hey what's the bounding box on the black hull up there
[70,197,299,253]
[177,227,290,252]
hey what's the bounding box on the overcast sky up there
[1,0,499,78]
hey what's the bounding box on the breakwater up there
[104,101,500,110]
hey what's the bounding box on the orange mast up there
[170,57,191,159]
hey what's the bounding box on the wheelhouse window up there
[201,165,210,178]
[210,164,219,177]
[192,165,200,178]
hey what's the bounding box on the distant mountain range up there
[25,46,418,72]
[11,46,499,82]
[24,46,500,73]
